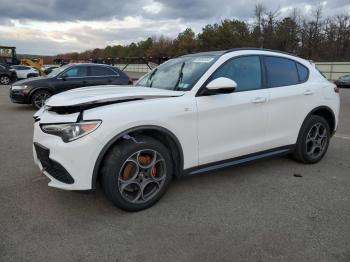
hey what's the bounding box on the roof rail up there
[223,47,298,57]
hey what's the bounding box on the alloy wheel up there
[305,122,328,159]
[118,149,167,204]
[34,92,51,108]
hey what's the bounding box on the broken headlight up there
[41,121,101,142]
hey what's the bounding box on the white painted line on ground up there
[334,134,350,140]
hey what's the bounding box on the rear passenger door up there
[263,56,314,148]
[88,65,123,86]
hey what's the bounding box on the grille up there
[34,143,74,184]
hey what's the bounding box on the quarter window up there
[90,66,118,77]
[210,56,262,91]
[296,63,309,82]
[264,56,299,87]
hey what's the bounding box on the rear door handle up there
[251,97,267,104]
[304,89,314,95]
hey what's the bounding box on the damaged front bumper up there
[33,120,104,190]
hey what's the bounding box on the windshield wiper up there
[173,62,185,90]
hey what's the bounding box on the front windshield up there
[136,55,217,91]
[47,64,70,77]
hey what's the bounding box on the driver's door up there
[55,66,89,93]
[196,55,270,166]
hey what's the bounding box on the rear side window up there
[264,56,299,87]
[90,66,118,77]
[296,63,309,82]
[211,56,262,92]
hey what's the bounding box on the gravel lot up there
[0,85,349,262]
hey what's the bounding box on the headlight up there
[40,121,101,142]
[12,85,28,90]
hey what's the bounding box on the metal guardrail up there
[116,62,350,81]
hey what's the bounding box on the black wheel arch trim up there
[91,125,184,189]
[303,105,337,134]
[29,87,53,99]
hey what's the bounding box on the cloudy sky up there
[0,0,349,55]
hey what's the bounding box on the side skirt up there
[183,145,294,176]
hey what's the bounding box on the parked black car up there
[0,64,17,85]
[334,75,350,88]
[9,63,132,108]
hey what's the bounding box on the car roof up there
[181,48,298,58]
[182,51,226,57]
[69,63,114,67]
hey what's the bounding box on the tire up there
[293,115,330,164]
[0,75,10,85]
[31,90,52,109]
[101,135,173,211]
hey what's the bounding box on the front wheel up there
[101,135,173,211]
[31,90,51,109]
[293,115,330,164]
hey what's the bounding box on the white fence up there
[315,62,350,80]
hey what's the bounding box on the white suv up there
[33,49,340,211]
[11,65,39,79]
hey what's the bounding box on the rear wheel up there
[0,75,10,85]
[293,115,330,163]
[31,90,51,109]
[101,135,173,211]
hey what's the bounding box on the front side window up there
[90,66,118,77]
[210,56,262,92]
[47,64,70,78]
[136,55,218,91]
[264,56,299,87]
[64,66,88,78]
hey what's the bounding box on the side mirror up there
[205,77,237,95]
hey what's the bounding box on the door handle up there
[303,89,314,95]
[251,97,267,104]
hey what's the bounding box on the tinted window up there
[264,56,299,87]
[90,66,118,76]
[211,56,262,91]
[64,66,88,77]
[296,63,308,82]
[13,65,28,70]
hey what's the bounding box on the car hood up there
[12,76,48,86]
[45,85,185,107]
